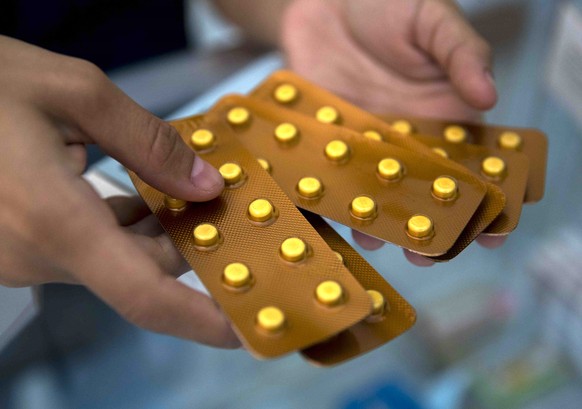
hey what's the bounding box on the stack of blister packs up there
[128,70,547,366]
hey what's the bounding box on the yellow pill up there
[392,120,414,135]
[325,140,349,161]
[273,83,298,104]
[316,106,340,124]
[498,131,522,150]
[164,196,187,211]
[248,199,274,222]
[363,130,383,142]
[219,162,243,185]
[367,290,385,315]
[190,129,215,150]
[407,215,433,239]
[227,107,250,125]
[334,251,344,264]
[316,281,343,306]
[432,147,449,158]
[432,176,458,200]
[257,306,285,332]
[280,237,306,262]
[223,262,251,288]
[297,177,322,198]
[257,158,271,172]
[377,158,402,180]
[274,123,298,142]
[351,196,376,219]
[482,156,506,177]
[193,224,219,246]
[444,125,467,143]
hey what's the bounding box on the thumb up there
[54,61,224,201]
[415,1,497,110]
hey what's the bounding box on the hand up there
[281,0,504,264]
[0,36,239,348]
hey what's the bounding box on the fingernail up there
[485,69,496,85]
[190,157,224,192]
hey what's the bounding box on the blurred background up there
[2,0,582,408]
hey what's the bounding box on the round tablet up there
[274,123,298,142]
[219,162,243,185]
[407,215,433,239]
[324,140,349,161]
[257,306,285,332]
[316,106,340,124]
[227,107,250,125]
[257,158,271,172]
[248,199,274,222]
[443,125,467,143]
[392,120,414,135]
[481,156,506,177]
[190,129,215,150]
[316,281,343,306]
[280,237,306,262]
[164,196,187,211]
[351,196,376,219]
[432,176,458,200]
[498,131,522,150]
[367,290,385,315]
[273,84,298,104]
[363,130,383,141]
[223,262,251,288]
[432,147,449,158]
[193,224,219,246]
[377,158,402,180]
[297,177,322,198]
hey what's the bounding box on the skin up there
[1,0,503,347]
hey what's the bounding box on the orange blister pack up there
[379,115,547,204]
[299,210,416,366]
[249,70,505,260]
[128,118,375,359]
[202,95,487,257]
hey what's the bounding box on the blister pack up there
[128,118,375,359]
[299,210,416,366]
[379,115,547,203]
[249,70,506,258]
[201,95,488,257]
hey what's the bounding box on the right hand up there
[0,36,240,348]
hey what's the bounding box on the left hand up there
[280,0,503,264]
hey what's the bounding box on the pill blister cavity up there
[297,176,323,198]
[193,223,220,247]
[367,290,385,316]
[227,107,250,125]
[257,306,285,332]
[316,281,344,306]
[350,196,376,219]
[407,215,433,239]
[316,106,340,124]
[273,84,298,104]
[377,158,403,181]
[391,120,414,135]
[498,131,522,150]
[481,156,506,178]
[280,237,307,262]
[274,122,299,143]
[219,162,244,186]
[164,196,187,211]
[257,158,271,173]
[432,176,458,200]
[363,130,383,142]
[432,147,449,158]
[248,198,274,222]
[190,129,215,150]
[443,125,467,143]
[325,140,349,162]
[223,262,251,288]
